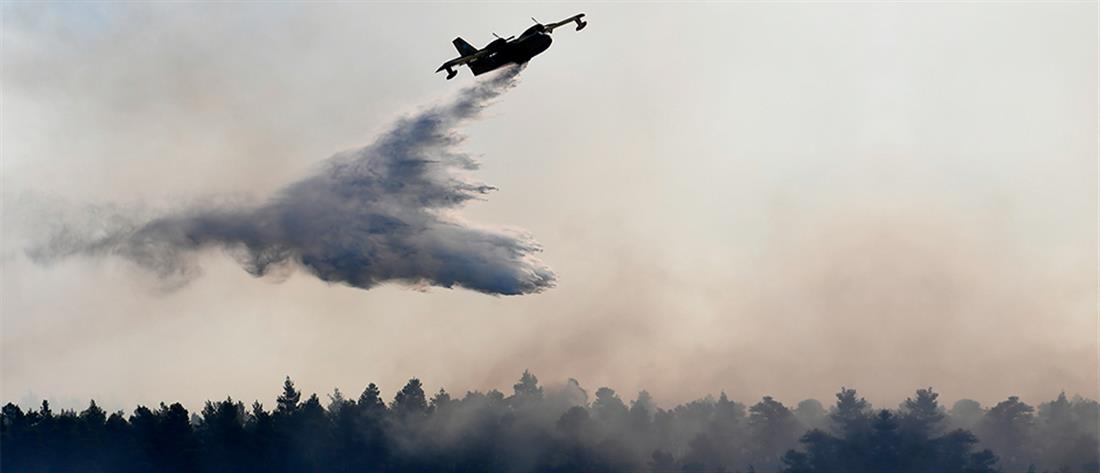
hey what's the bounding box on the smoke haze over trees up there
[4,373,1097,473]
[4,3,1095,417]
[2,5,1096,472]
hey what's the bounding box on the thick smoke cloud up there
[29,66,555,295]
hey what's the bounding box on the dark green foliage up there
[748,396,801,471]
[949,399,985,430]
[513,369,545,406]
[977,395,1036,472]
[1032,393,1100,473]
[778,387,1098,473]
[2,378,1097,473]
[793,399,827,431]
[391,378,428,416]
[275,376,301,415]
[592,387,629,427]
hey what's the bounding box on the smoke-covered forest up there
[3,372,1096,473]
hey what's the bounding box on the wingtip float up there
[436,13,587,80]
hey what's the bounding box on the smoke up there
[28,65,555,296]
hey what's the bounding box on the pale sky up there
[2,2,1097,413]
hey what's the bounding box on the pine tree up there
[392,378,427,416]
[358,383,386,416]
[276,377,302,415]
[630,390,655,430]
[830,387,871,438]
[978,396,1035,472]
[512,369,544,403]
[592,387,629,427]
[899,387,946,437]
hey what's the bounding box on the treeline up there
[2,372,1097,473]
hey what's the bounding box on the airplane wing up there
[543,13,587,33]
[435,49,491,73]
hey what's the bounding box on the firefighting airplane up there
[436,14,587,80]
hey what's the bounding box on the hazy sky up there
[2,2,1096,413]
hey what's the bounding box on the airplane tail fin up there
[453,37,478,56]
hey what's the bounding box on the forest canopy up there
[3,373,1097,473]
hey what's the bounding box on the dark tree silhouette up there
[978,395,1036,472]
[275,376,301,415]
[793,399,827,432]
[748,396,801,471]
[1033,393,1100,473]
[3,376,1097,473]
[513,369,545,406]
[949,398,984,430]
[781,388,1004,473]
[392,378,428,416]
[592,387,629,428]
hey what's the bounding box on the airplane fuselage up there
[468,30,553,76]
